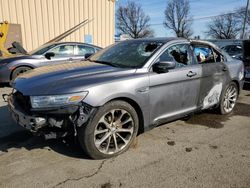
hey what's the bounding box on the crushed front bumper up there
[7,94,47,132]
[6,92,96,137]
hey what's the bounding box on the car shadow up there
[185,85,250,128]
[185,102,250,128]
[0,105,90,159]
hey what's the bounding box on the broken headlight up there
[30,92,88,108]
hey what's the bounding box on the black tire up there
[11,66,32,81]
[218,82,238,115]
[78,100,139,159]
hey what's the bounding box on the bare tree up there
[163,0,193,38]
[116,1,154,38]
[234,7,250,38]
[235,7,250,24]
[205,13,241,39]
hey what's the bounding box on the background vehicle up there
[221,44,243,59]
[0,42,102,84]
[219,42,250,86]
[245,66,250,86]
[7,38,244,159]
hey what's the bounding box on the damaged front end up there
[6,91,96,140]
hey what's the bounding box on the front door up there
[149,43,202,125]
[40,44,75,66]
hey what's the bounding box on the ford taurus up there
[6,38,244,159]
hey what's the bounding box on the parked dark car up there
[0,42,102,85]
[221,44,242,57]
[220,43,250,86]
[245,66,250,85]
[6,38,244,159]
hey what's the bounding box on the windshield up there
[29,43,57,55]
[89,40,163,68]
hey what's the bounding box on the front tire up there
[219,82,238,115]
[11,66,32,81]
[78,100,139,159]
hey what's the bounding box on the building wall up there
[0,0,115,51]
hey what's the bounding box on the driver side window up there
[159,44,192,68]
[76,45,95,56]
[48,45,74,57]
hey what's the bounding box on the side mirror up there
[152,61,176,73]
[84,53,94,59]
[44,52,55,60]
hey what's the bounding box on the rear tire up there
[11,66,32,81]
[218,82,238,115]
[77,100,139,159]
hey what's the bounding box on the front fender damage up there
[69,103,97,136]
[35,103,97,140]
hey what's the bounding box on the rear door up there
[149,42,202,124]
[73,45,97,61]
[192,43,229,109]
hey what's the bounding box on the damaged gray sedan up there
[5,38,244,159]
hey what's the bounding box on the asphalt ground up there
[0,86,249,188]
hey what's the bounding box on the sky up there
[115,0,247,39]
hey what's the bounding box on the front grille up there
[13,91,31,113]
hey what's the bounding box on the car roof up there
[122,37,222,49]
[190,39,222,51]
[125,37,187,44]
[48,41,102,49]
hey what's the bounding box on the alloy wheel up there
[94,109,134,155]
[223,84,237,113]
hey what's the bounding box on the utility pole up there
[242,0,249,39]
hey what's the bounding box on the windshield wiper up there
[87,59,121,68]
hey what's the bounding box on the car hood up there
[13,61,136,95]
[0,54,33,64]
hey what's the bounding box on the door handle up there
[186,71,197,77]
